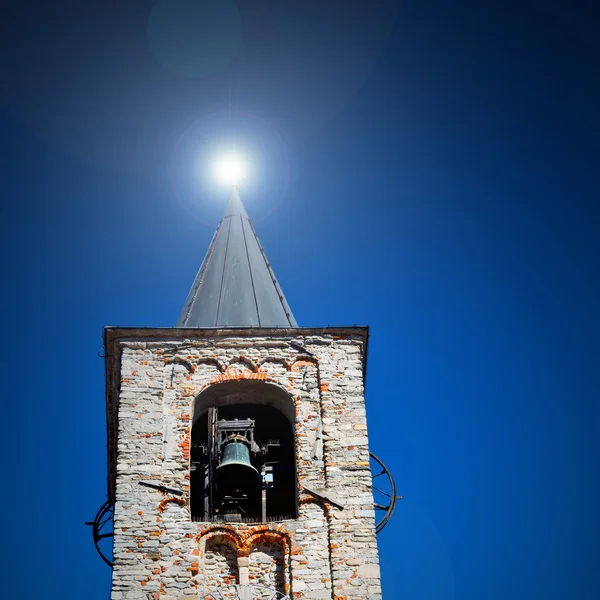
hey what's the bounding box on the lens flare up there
[214,153,247,186]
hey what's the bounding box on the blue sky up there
[1,1,599,599]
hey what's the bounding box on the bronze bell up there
[217,439,260,491]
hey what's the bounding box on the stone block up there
[357,564,380,579]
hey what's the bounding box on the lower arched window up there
[204,536,239,588]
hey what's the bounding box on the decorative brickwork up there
[106,328,381,600]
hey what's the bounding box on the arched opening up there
[191,381,297,523]
[248,540,286,596]
[203,536,239,588]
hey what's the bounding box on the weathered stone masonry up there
[105,327,382,600]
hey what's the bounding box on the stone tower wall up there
[109,331,381,600]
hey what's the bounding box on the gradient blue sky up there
[1,1,599,599]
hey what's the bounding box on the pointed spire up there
[176,187,297,328]
[223,185,248,218]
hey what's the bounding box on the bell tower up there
[98,187,394,600]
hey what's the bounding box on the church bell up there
[216,438,260,491]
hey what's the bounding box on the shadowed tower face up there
[104,188,383,600]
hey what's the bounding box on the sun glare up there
[214,153,248,186]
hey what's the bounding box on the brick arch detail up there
[299,495,331,515]
[242,529,290,555]
[244,530,290,595]
[197,527,243,551]
[157,497,186,513]
[196,357,227,372]
[227,356,259,373]
[197,529,241,587]
[259,357,292,371]
[290,354,319,371]
[164,356,227,374]
[195,526,291,556]
[163,357,195,373]
[198,371,284,393]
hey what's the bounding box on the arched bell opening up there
[191,381,298,523]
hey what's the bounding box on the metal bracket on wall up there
[302,485,345,510]
[138,480,184,496]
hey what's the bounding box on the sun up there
[214,152,248,186]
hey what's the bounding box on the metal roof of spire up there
[176,186,297,328]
